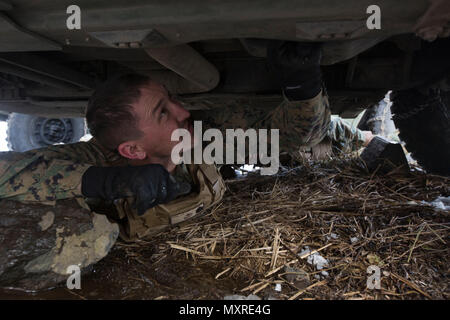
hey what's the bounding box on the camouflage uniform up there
[0,90,365,287]
[0,90,364,204]
[193,90,365,154]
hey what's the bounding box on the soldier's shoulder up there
[0,150,30,164]
[0,138,124,166]
[0,140,97,162]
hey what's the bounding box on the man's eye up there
[169,93,180,102]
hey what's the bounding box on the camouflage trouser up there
[191,90,331,161]
[193,90,365,156]
[0,199,119,290]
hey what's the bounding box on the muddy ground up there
[1,158,449,300]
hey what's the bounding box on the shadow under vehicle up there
[0,0,448,174]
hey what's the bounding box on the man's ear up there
[117,141,147,160]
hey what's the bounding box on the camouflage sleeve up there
[191,90,331,153]
[0,145,96,205]
[327,117,366,152]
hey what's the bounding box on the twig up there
[288,280,327,300]
[390,273,433,299]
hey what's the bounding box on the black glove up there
[81,164,191,215]
[267,40,322,101]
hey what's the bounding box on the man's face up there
[132,81,194,159]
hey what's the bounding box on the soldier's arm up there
[0,139,113,204]
[0,149,92,204]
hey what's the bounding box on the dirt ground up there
[1,157,449,300]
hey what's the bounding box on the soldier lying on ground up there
[0,41,373,289]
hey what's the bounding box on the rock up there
[0,199,119,291]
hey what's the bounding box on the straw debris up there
[113,158,449,299]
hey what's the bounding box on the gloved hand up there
[267,40,322,101]
[81,164,191,215]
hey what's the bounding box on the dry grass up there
[118,157,449,300]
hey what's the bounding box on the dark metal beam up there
[0,1,12,11]
[0,101,85,117]
[0,12,60,52]
[0,53,96,89]
[0,61,81,91]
